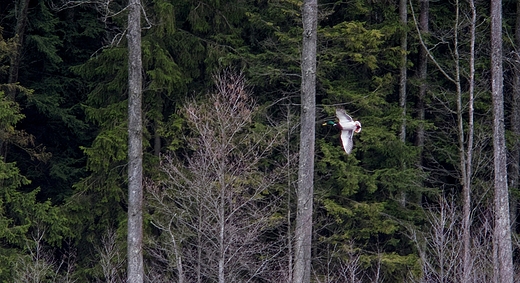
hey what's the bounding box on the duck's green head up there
[322,120,337,126]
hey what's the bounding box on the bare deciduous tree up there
[147,71,289,283]
[13,229,56,283]
[11,227,79,283]
[411,0,479,279]
[97,228,125,283]
[315,242,365,283]
[410,196,494,282]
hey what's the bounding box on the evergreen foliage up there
[0,0,518,281]
[0,90,72,281]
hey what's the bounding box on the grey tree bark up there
[126,0,144,281]
[508,0,520,235]
[398,0,408,208]
[415,0,428,154]
[293,0,317,282]
[491,0,514,281]
[399,0,407,143]
[462,0,476,281]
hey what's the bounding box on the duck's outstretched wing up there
[336,108,353,126]
[340,129,354,154]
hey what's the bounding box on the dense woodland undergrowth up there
[1,0,520,281]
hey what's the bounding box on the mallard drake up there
[322,109,362,154]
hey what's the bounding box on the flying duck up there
[323,109,362,154]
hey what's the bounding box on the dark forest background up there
[1,0,519,281]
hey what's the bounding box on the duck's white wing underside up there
[340,130,354,154]
[336,109,353,126]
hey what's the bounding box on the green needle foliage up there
[0,0,518,280]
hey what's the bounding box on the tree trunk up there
[508,0,520,235]
[126,0,144,281]
[154,120,161,156]
[447,6,471,281]
[171,233,185,283]
[398,0,408,207]
[1,0,30,160]
[7,0,30,100]
[293,0,317,282]
[197,203,203,283]
[491,0,514,281]
[451,2,472,280]
[286,104,294,282]
[399,0,407,143]
[218,179,226,283]
[462,0,476,281]
[415,0,428,154]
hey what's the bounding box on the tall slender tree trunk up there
[218,179,226,283]
[398,0,408,207]
[491,0,514,281]
[509,0,520,235]
[415,0,428,162]
[452,3,472,280]
[126,0,144,281]
[154,120,161,156]
[7,0,30,100]
[399,0,407,143]
[197,197,203,283]
[170,231,185,283]
[286,104,294,282]
[293,0,317,282]
[1,0,30,160]
[462,0,476,281]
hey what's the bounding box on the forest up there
[1,0,519,281]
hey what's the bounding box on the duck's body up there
[323,109,361,154]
